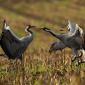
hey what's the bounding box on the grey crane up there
[0,20,35,85]
[0,20,34,60]
[49,41,66,64]
[49,41,66,53]
[42,21,83,63]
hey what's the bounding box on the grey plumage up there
[49,41,66,53]
[42,21,83,61]
[0,20,34,60]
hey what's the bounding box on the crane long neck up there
[26,29,33,43]
[47,30,64,41]
[28,29,33,37]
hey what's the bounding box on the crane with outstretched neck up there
[42,21,84,63]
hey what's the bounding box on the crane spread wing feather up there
[3,25,20,43]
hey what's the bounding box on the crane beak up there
[30,25,36,29]
[27,25,37,29]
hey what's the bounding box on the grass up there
[0,50,84,85]
[0,0,85,85]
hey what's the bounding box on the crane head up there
[28,25,36,29]
[3,19,10,30]
[42,27,51,32]
[25,25,36,32]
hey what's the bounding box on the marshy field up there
[0,0,85,85]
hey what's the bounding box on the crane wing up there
[49,41,66,52]
[2,26,20,43]
[2,20,20,43]
[66,20,82,38]
[0,32,24,59]
[52,41,66,49]
[67,20,76,33]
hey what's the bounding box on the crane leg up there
[63,49,65,65]
[21,54,25,85]
[12,59,18,85]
